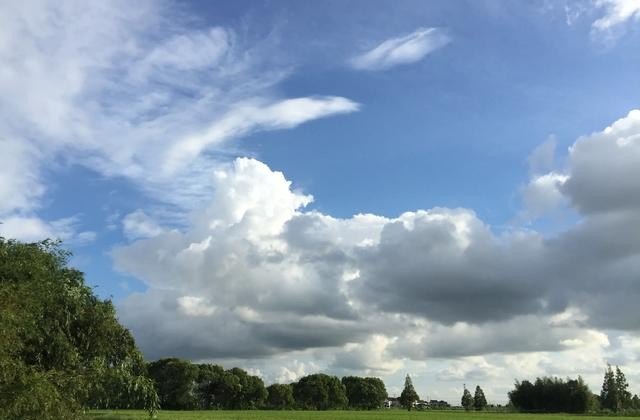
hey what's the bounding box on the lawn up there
[87,410,640,420]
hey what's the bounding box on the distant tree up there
[473,386,487,411]
[509,376,594,413]
[266,384,295,409]
[194,363,224,409]
[147,358,198,410]
[631,394,640,410]
[342,376,388,409]
[293,373,347,410]
[399,375,419,411]
[601,364,620,412]
[461,385,473,411]
[615,366,632,409]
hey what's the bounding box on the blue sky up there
[2,0,640,403]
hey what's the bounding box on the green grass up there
[87,410,640,420]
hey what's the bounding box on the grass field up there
[87,410,640,420]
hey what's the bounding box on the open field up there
[88,411,640,420]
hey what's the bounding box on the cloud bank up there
[113,110,640,397]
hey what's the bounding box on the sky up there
[1,0,640,404]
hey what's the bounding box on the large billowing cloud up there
[114,110,640,393]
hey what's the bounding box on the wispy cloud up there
[592,0,640,31]
[0,0,359,237]
[349,27,449,71]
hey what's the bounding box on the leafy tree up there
[0,239,158,420]
[509,376,595,413]
[461,385,473,411]
[631,394,640,410]
[266,384,295,409]
[194,363,225,409]
[224,367,267,409]
[473,385,487,411]
[601,364,620,412]
[342,376,388,409]
[399,374,419,411]
[147,358,198,409]
[615,366,632,409]
[293,373,347,410]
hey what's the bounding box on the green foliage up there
[509,376,595,413]
[266,384,295,409]
[341,376,388,410]
[148,358,199,410]
[0,238,158,419]
[473,386,487,411]
[461,386,473,411]
[399,375,419,411]
[194,363,225,408]
[601,364,618,411]
[292,373,348,410]
[149,360,267,410]
[601,364,633,412]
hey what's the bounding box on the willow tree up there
[0,239,158,420]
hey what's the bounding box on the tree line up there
[146,357,387,410]
[507,366,640,414]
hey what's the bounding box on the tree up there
[266,384,295,409]
[195,366,266,409]
[461,385,473,411]
[615,366,632,410]
[147,358,198,410]
[399,374,419,411]
[474,385,487,411]
[0,239,158,420]
[293,373,347,410]
[194,363,225,409]
[509,376,595,413]
[601,364,620,412]
[342,376,388,409]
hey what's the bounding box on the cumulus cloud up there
[562,109,640,214]
[349,28,449,71]
[520,172,569,221]
[112,110,640,383]
[331,335,404,376]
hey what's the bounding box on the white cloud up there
[0,215,94,244]
[122,210,164,240]
[0,0,359,241]
[163,96,359,176]
[111,109,640,403]
[349,28,449,71]
[331,335,404,376]
[593,0,640,31]
[520,172,569,221]
[0,138,44,215]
